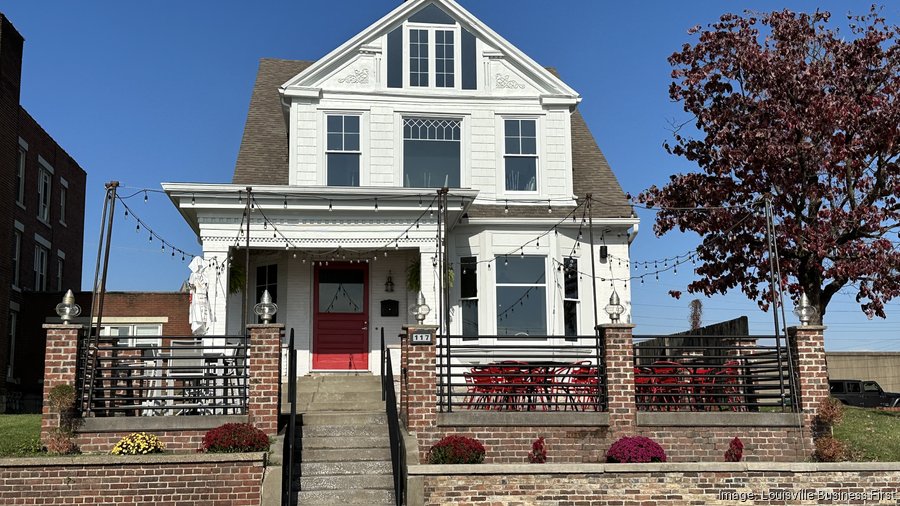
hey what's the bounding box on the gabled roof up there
[233,59,633,219]
[281,0,579,100]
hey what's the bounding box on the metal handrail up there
[282,329,298,505]
[382,328,404,506]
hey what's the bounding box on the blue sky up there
[3,1,899,350]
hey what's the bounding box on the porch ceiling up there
[162,183,479,236]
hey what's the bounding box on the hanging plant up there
[406,258,421,292]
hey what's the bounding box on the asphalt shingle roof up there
[233,58,633,220]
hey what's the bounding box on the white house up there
[163,0,637,376]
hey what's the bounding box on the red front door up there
[313,263,369,370]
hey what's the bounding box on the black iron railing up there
[282,330,299,505]
[80,335,249,416]
[382,329,404,506]
[436,335,607,412]
[632,335,795,412]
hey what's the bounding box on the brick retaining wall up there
[402,324,825,463]
[409,462,900,506]
[0,453,265,505]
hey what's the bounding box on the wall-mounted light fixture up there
[385,270,395,292]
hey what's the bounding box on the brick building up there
[1,13,87,411]
[15,291,190,412]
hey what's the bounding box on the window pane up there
[318,269,364,313]
[410,29,429,87]
[327,133,343,151]
[564,258,578,299]
[460,257,477,298]
[521,136,537,155]
[403,139,460,188]
[496,256,544,284]
[461,300,478,337]
[496,286,546,336]
[326,115,343,133]
[520,120,536,137]
[505,137,520,155]
[505,120,519,137]
[327,153,360,186]
[344,116,360,134]
[505,157,537,191]
[344,133,360,152]
[564,301,578,337]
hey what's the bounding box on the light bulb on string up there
[328,200,333,212]
[124,209,129,219]
[144,191,148,203]
[547,200,552,213]
[418,196,423,207]
[374,198,379,212]
[283,196,287,209]
[136,223,140,232]
[504,200,509,214]
[191,193,195,205]
[149,234,152,242]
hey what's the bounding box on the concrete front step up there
[302,424,387,438]
[303,436,389,449]
[302,411,386,426]
[301,461,392,476]
[302,401,385,412]
[297,489,395,505]
[294,379,382,392]
[301,474,394,491]
[307,391,383,403]
[302,447,392,462]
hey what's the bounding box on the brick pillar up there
[40,324,83,442]
[788,325,829,413]
[599,324,637,435]
[247,324,284,437]
[400,325,438,462]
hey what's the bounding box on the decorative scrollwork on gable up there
[338,68,370,84]
[495,74,526,89]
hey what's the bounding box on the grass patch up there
[0,414,43,457]
[833,407,900,461]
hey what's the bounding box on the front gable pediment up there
[281,0,579,102]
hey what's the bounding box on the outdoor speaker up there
[599,245,608,260]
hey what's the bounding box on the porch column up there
[204,249,230,335]
[417,249,440,326]
[598,324,637,435]
[41,324,83,443]
[247,323,284,437]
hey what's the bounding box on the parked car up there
[829,379,900,408]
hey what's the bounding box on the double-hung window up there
[15,146,25,206]
[403,117,460,188]
[34,245,48,291]
[459,257,478,338]
[12,230,21,289]
[59,179,68,226]
[496,255,547,336]
[563,258,579,338]
[326,115,360,186]
[504,119,538,192]
[409,27,455,88]
[38,166,52,223]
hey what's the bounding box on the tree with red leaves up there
[640,6,900,322]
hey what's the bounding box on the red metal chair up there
[634,367,654,410]
[570,365,602,412]
[648,361,690,411]
[717,360,747,412]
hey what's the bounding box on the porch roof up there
[162,183,479,236]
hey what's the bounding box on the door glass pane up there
[318,269,364,313]
[461,300,478,337]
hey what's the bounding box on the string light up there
[144,191,148,203]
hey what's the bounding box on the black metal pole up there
[81,185,111,410]
[586,195,600,330]
[242,187,252,329]
[766,198,799,411]
[435,189,444,411]
[442,189,452,412]
[381,327,386,402]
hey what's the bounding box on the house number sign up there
[410,331,434,345]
